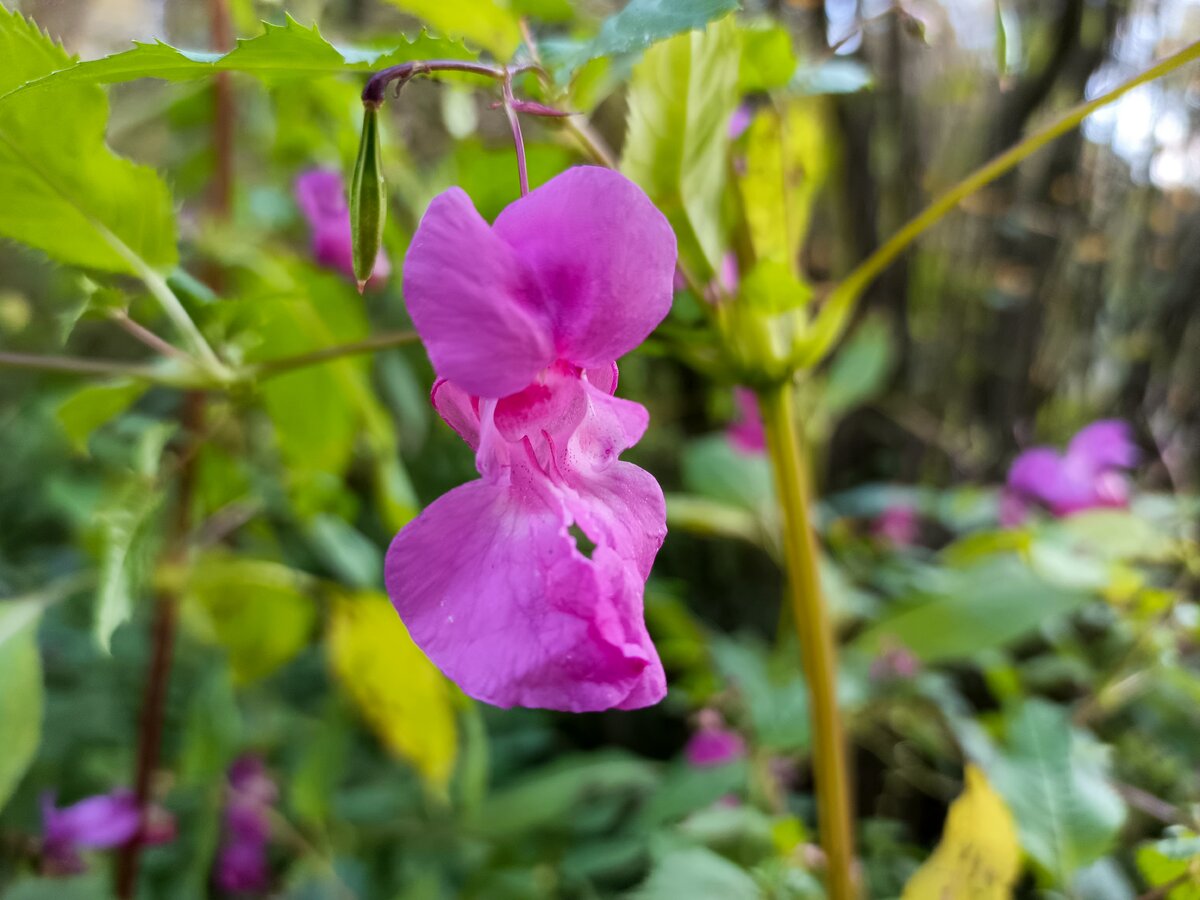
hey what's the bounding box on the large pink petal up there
[404,189,555,397]
[492,167,676,366]
[385,464,665,712]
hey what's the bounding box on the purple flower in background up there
[41,791,173,875]
[873,504,919,547]
[385,167,677,713]
[728,387,766,454]
[685,710,746,768]
[215,756,276,894]
[728,104,753,141]
[294,169,390,289]
[1003,420,1140,521]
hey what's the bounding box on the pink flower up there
[1004,420,1140,520]
[41,790,173,875]
[728,104,753,141]
[727,387,766,454]
[294,169,391,289]
[685,710,746,767]
[215,756,277,893]
[385,167,677,712]
[873,504,919,546]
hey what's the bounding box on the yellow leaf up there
[328,591,457,790]
[901,765,1022,900]
[183,555,316,686]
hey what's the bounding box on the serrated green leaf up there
[7,16,474,93]
[182,554,316,685]
[623,16,740,277]
[976,700,1125,884]
[55,379,148,454]
[547,0,739,78]
[383,0,520,59]
[0,599,43,811]
[853,556,1091,663]
[0,6,177,273]
[94,479,163,652]
[1137,828,1200,900]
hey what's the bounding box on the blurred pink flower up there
[1004,420,1139,521]
[385,167,677,712]
[873,504,919,546]
[728,104,753,141]
[869,642,921,682]
[41,790,173,875]
[294,169,390,289]
[728,387,766,454]
[215,756,277,894]
[685,710,746,767]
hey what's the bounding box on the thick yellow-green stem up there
[758,381,856,900]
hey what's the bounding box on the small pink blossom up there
[873,504,919,546]
[685,710,746,767]
[1004,420,1139,520]
[728,104,753,141]
[41,790,173,875]
[294,169,390,289]
[385,167,676,712]
[727,387,766,454]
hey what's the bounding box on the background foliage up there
[0,0,1198,897]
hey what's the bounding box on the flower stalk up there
[758,380,856,900]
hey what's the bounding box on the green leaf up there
[633,847,762,900]
[3,876,108,900]
[179,662,242,783]
[478,753,657,838]
[852,556,1092,663]
[307,514,383,589]
[383,0,520,59]
[975,700,1125,884]
[0,599,43,810]
[549,0,740,77]
[94,478,164,652]
[55,379,148,454]
[1137,827,1200,900]
[738,23,796,92]
[738,99,832,269]
[623,15,740,276]
[681,434,774,512]
[0,7,176,273]
[8,16,474,93]
[822,314,895,415]
[712,637,809,751]
[182,554,316,685]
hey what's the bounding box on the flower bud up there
[351,105,386,294]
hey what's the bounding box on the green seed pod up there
[351,105,386,293]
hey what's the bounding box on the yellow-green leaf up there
[901,765,1021,900]
[328,591,457,790]
[738,99,832,272]
[55,379,148,454]
[384,0,520,59]
[183,555,316,685]
[623,16,740,277]
[0,599,43,810]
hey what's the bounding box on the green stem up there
[0,350,204,386]
[249,329,419,381]
[801,38,1200,367]
[758,381,856,900]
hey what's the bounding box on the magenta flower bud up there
[214,756,277,893]
[727,387,767,455]
[685,711,746,768]
[728,104,753,140]
[41,790,173,876]
[1005,419,1140,520]
[294,169,391,290]
[385,167,677,712]
[873,504,919,547]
